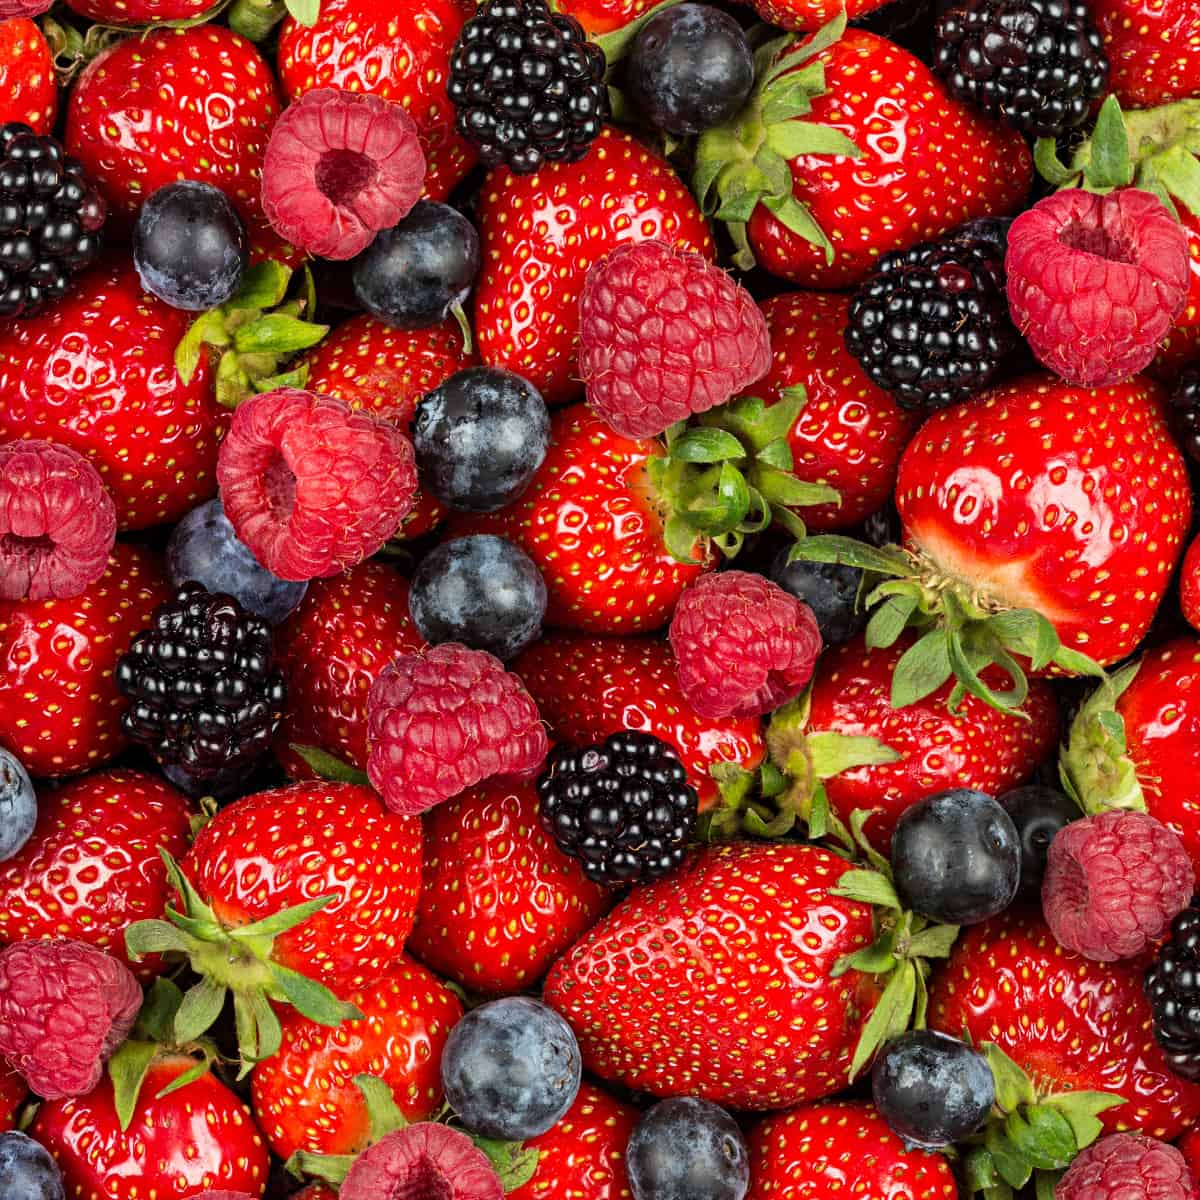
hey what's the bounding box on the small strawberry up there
[0,19,55,134]
[63,0,214,24]
[553,0,655,35]
[1091,0,1200,110]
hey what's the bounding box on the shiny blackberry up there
[1169,364,1200,465]
[537,732,697,886]
[116,582,285,781]
[0,122,105,320]
[845,219,1019,411]
[447,0,608,175]
[1145,899,1200,1082]
[933,0,1107,138]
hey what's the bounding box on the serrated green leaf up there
[108,1039,159,1131]
[270,964,363,1027]
[892,629,952,708]
[751,146,794,200]
[229,260,291,311]
[1153,143,1200,219]
[765,120,860,162]
[669,428,746,464]
[352,1073,409,1140]
[1052,644,1106,677]
[1005,1106,1075,1171]
[866,591,918,649]
[716,461,751,524]
[906,924,959,960]
[948,628,1028,713]
[284,0,318,24]
[761,192,834,263]
[1084,95,1134,191]
[230,894,337,942]
[987,1124,1033,1190]
[288,745,370,785]
[154,1058,209,1099]
[788,534,909,576]
[173,976,228,1045]
[807,731,901,779]
[984,1042,1037,1113]
[761,81,817,126]
[124,919,192,961]
[755,439,794,471]
[808,784,830,839]
[1042,1091,1125,1152]
[717,176,765,223]
[965,1147,1000,1190]
[832,868,902,910]
[754,465,839,508]
[848,808,892,874]
[245,990,283,1072]
[987,608,1059,672]
[849,960,916,1079]
[835,927,897,977]
[663,513,704,565]
[134,978,184,1043]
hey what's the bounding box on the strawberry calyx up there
[290,743,371,785]
[229,0,319,42]
[39,16,127,85]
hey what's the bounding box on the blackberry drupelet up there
[845,219,1019,412]
[1145,898,1200,1081]
[116,582,285,781]
[933,0,1107,138]
[0,123,105,319]
[447,0,608,176]
[1169,364,1200,465]
[537,731,697,886]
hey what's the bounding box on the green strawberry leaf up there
[352,1073,409,1140]
[891,629,952,709]
[832,868,902,911]
[1005,1107,1075,1172]
[229,894,338,943]
[806,731,901,779]
[905,924,959,960]
[269,963,363,1027]
[1082,95,1134,191]
[1041,1091,1125,1152]
[108,1039,160,1132]
[284,0,319,25]
[473,1138,541,1192]
[668,428,746,464]
[848,959,916,1079]
[154,1057,210,1099]
[983,1043,1036,1114]
[289,745,370,785]
[788,535,911,577]
[173,976,228,1045]
[865,590,919,650]
[124,919,193,960]
[986,1124,1033,1190]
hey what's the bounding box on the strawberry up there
[554,0,656,35]
[250,954,462,1161]
[64,0,214,25]
[1091,0,1200,110]
[694,21,1031,288]
[0,260,224,531]
[0,1067,25,1131]
[1184,536,1200,634]
[408,778,611,995]
[1154,203,1200,380]
[276,0,476,202]
[0,543,170,778]
[474,125,714,407]
[749,0,892,32]
[515,631,766,810]
[1182,1124,1200,1184]
[0,768,192,978]
[0,19,56,134]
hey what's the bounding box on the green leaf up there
[663,513,704,565]
[228,260,291,311]
[715,461,751,525]
[1005,1106,1075,1171]
[751,146,795,201]
[1036,1173,1060,1200]
[986,1123,1033,1190]
[473,1138,541,1192]
[592,0,685,63]
[154,1058,209,1099]
[865,590,919,650]
[835,927,897,977]
[947,628,1028,713]
[753,466,839,509]
[134,978,184,1043]
[108,1039,159,1131]
[987,609,1059,673]
[905,924,959,960]
[1034,137,1079,188]
[173,977,228,1045]
[808,785,830,840]
[832,868,902,910]
[233,314,328,356]
[246,989,283,1070]
[352,1073,409,1140]
[1043,1091,1125,1152]
[124,919,192,960]
[965,1147,1000,1191]
[231,894,337,942]
[1153,143,1200,219]
[848,808,892,875]
[849,960,916,1079]
[289,745,370,785]
[1083,95,1134,191]
[788,534,910,577]
[765,120,860,161]
[761,192,834,263]
[283,0,318,23]
[669,428,746,464]
[174,309,227,384]
[1052,644,1106,677]
[807,731,901,779]
[984,1042,1036,1114]
[891,629,952,708]
[761,81,817,126]
[270,963,363,1027]
[234,992,259,1065]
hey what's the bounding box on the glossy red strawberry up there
[0,1067,25,1131]
[1092,0,1200,109]
[1155,203,1200,380]
[64,0,214,24]
[750,0,891,31]
[409,778,610,995]
[0,769,192,977]
[553,0,654,34]
[544,842,879,1109]
[251,955,462,1161]
[1183,539,1200,633]
[0,19,55,134]
[0,260,224,531]
[475,125,713,407]
[0,544,170,777]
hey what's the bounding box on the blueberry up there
[413,365,550,512]
[892,788,1020,925]
[167,500,307,626]
[770,549,864,645]
[627,1097,750,1200]
[628,4,754,136]
[0,1131,65,1200]
[441,996,581,1141]
[133,181,246,311]
[352,201,480,332]
[872,1030,995,1150]
[998,784,1079,899]
[410,535,546,661]
[0,749,36,864]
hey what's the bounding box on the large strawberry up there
[64,0,214,24]
[1091,0,1200,110]
[0,544,169,777]
[0,19,55,134]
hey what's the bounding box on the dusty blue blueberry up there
[0,1132,65,1200]
[0,749,36,864]
[998,783,1080,899]
[770,549,865,645]
[627,1097,749,1200]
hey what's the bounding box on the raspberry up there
[340,1124,503,1200]
[668,570,822,720]
[1042,810,1194,962]
[578,240,771,439]
[0,0,53,14]
[367,643,549,814]
[217,388,417,583]
[1006,189,1190,387]
[0,939,141,1100]
[1055,1133,1197,1200]
[261,89,426,261]
[0,440,115,602]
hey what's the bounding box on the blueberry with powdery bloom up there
[0,1131,64,1200]
[626,1097,750,1200]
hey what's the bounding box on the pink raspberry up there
[0,939,141,1100]
[578,240,771,439]
[341,1124,502,1200]
[668,570,822,719]
[1042,809,1194,962]
[0,0,52,14]
[1006,188,1190,387]
[262,89,426,261]
[1055,1133,1197,1200]
[367,643,549,814]
[0,440,116,602]
[217,387,417,583]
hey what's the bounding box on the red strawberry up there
[0,543,170,778]
[750,0,892,32]
[408,778,611,995]
[250,955,462,1161]
[1184,537,1200,634]
[0,769,192,977]
[0,19,55,134]
[1092,0,1200,110]
[516,632,765,810]
[0,260,224,531]
[64,0,213,24]
[0,1066,23,1130]
[474,125,714,407]
[1155,203,1200,380]
[553,0,654,35]
[1181,1124,1200,1184]
[277,0,476,202]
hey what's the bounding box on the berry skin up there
[769,551,864,646]
[409,535,547,661]
[1043,810,1194,962]
[998,783,1079,899]
[0,748,34,863]
[413,366,550,514]
[0,938,140,1100]
[0,440,114,603]
[1056,1133,1197,1200]
[0,1131,63,1200]
[1171,364,1200,466]
[892,788,1021,925]
[340,1124,503,1200]
[1145,901,1200,1082]
[1183,534,1200,635]
[217,387,417,583]
[579,240,770,440]
[1090,0,1200,111]
[1007,189,1191,387]
[441,996,582,1141]
[627,1097,749,1200]
[0,22,57,135]
[669,570,822,720]
[366,643,550,814]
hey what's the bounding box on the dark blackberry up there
[115,582,285,781]
[537,731,697,886]
[1145,898,1200,1082]
[1169,363,1200,465]
[0,122,105,320]
[933,0,1108,138]
[845,219,1019,412]
[447,0,608,176]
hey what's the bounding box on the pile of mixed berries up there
[2,0,1200,1193]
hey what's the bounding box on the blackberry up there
[1169,363,1200,465]
[537,731,697,886]
[1146,899,1200,1082]
[845,219,1019,411]
[933,0,1107,138]
[447,0,608,175]
[115,582,285,781]
[0,122,105,320]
